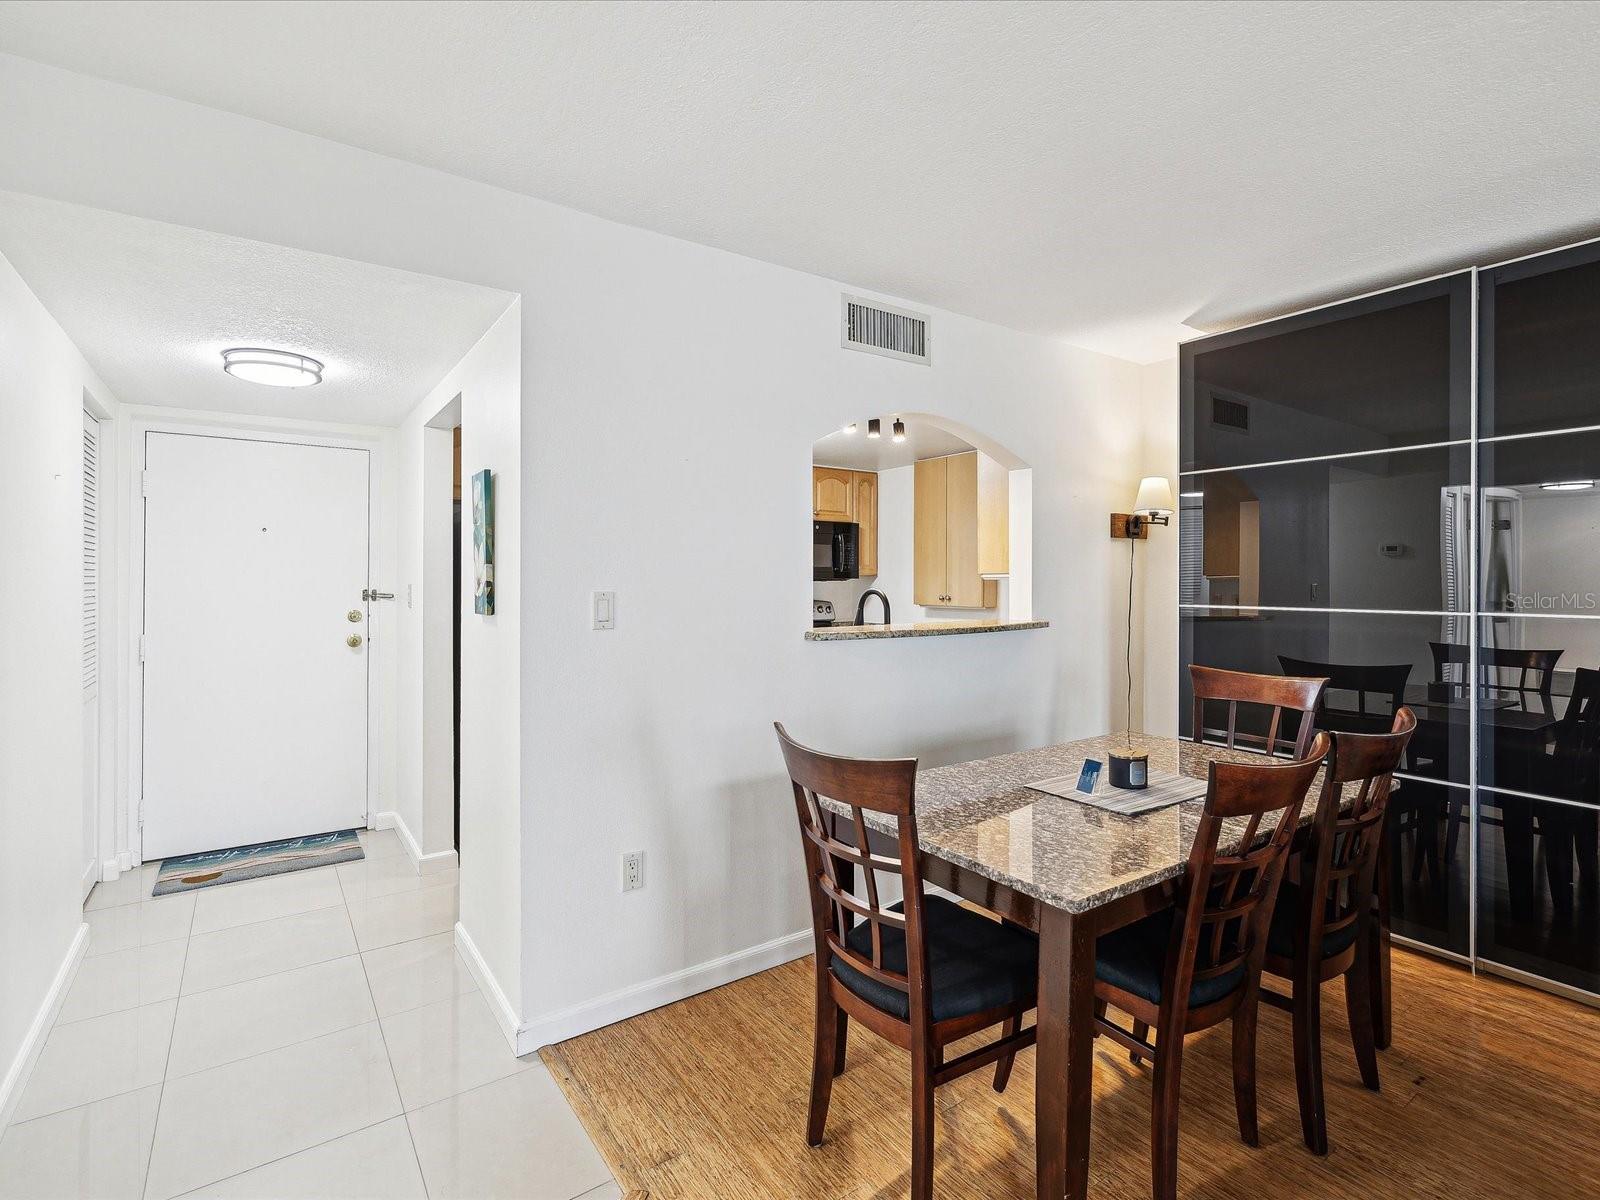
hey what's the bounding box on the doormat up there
[152,829,364,895]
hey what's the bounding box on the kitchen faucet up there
[854,589,891,626]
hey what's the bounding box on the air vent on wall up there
[1210,392,1251,433]
[842,295,929,364]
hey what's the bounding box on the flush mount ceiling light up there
[867,418,881,439]
[1540,480,1594,491]
[892,418,906,443]
[221,347,324,388]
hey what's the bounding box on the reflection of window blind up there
[1179,498,1204,604]
[1439,487,1468,660]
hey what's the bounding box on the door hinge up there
[141,470,150,497]
[139,635,148,662]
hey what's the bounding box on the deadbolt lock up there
[347,609,362,623]
[347,634,363,648]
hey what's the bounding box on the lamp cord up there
[1127,533,1135,747]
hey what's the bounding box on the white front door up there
[141,433,370,859]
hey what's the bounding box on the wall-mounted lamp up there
[892,418,906,443]
[867,418,881,439]
[841,422,858,435]
[1111,476,1175,539]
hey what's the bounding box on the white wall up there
[0,247,118,1118]
[1138,357,1180,736]
[396,302,521,1016]
[0,57,1168,1044]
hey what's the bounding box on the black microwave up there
[813,521,859,581]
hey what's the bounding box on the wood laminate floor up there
[543,948,1600,1199]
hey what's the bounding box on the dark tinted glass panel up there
[1483,243,1600,439]
[1181,274,1471,472]
[1180,608,1471,954]
[1477,791,1600,996]
[1475,616,1600,800]
[1179,444,1467,611]
[1478,430,1600,616]
[1180,609,1468,784]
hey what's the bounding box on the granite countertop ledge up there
[805,619,1049,641]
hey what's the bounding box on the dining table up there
[841,729,1391,1200]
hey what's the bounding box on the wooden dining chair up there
[1093,733,1330,1200]
[774,724,1039,1200]
[1190,664,1328,758]
[1260,709,1416,1155]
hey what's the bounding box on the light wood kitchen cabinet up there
[812,466,855,522]
[853,471,878,576]
[914,452,1000,609]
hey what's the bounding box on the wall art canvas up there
[472,467,494,615]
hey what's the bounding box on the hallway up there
[0,831,617,1200]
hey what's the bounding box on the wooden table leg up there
[1036,904,1095,1200]
[1372,833,1393,1050]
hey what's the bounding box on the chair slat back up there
[1278,656,1411,734]
[1165,734,1330,1002]
[775,724,932,1019]
[1430,642,1563,694]
[1299,710,1416,957]
[1191,665,1328,758]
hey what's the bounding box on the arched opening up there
[809,412,1033,630]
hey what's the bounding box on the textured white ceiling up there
[0,192,514,424]
[2,2,1600,362]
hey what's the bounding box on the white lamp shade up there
[1133,476,1175,517]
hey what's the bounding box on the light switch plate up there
[592,590,616,630]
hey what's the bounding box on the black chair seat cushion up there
[829,896,1038,1023]
[1095,908,1245,1008]
[1266,882,1361,960]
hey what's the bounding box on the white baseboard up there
[370,810,459,875]
[454,922,523,1053]
[515,928,812,1056]
[0,923,89,1129]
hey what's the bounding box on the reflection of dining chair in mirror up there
[1190,665,1327,758]
[1535,667,1600,918]
[1277,656,1410,736]
[1428,642,1563,695]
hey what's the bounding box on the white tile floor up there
[0,830,620,1200]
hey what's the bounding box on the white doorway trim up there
[121,411,387,867]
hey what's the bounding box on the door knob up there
[347,634,363,648]
[347,609,362,623]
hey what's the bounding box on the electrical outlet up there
[622,850,644,892]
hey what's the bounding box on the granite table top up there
[820,732,1363,915]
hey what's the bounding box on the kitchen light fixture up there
[892,418,906,443]
[1539,480,1594,491]
[221,347,324,388]
[867,418,881,439]
[841,422,858,435]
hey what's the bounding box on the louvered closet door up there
[82,411,100,896]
